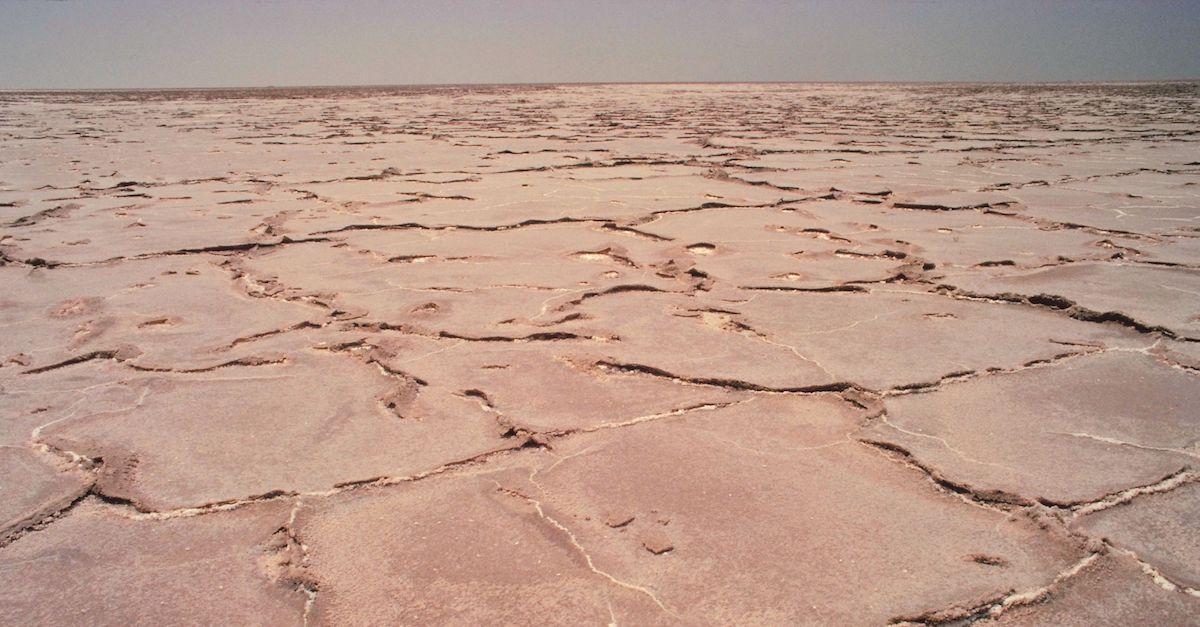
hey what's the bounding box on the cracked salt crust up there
[2,82,1198,624]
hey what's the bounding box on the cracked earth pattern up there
[1,83,1199,625]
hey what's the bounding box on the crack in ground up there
[0,236,332,269]
[890,552,1103,625]
[858,439,1032,509]
[1050,431,1200,461]
[490,463,679,617]
[592,359,861,395]
[1106,544,1200,598]
[934,284,1184,339]
[1068,469,1199,518]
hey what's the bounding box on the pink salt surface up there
[1,83,1198,624]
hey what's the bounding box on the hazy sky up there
[2,0,1198,88]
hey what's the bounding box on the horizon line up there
[3,78,1199,93]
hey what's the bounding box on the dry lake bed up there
[1,83,1198,625]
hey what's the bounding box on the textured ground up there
[1,83,1198,625]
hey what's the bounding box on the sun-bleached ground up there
[1,83,1198,625]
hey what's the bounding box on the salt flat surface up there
[1,83,1198,624]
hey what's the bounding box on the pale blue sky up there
[1,0,1198,88]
